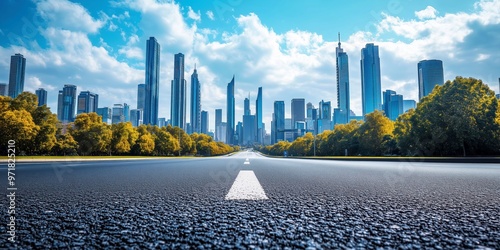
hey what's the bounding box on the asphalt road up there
[1,151,499,249]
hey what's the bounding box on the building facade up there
[215,108,223,142]
[130,109,143,127]
[57,84,77,123]
[171,53,187,129]
[190,66,201,134]
[77,91,98,114]
[8,53,26,99]
[97,107,112,124]
[255,87,263,144]
[272,101,285,144]
[35,88,47,106]
[418,59,444,101]
[361,43,382,116]
[291,98,305,129]
[226,76,235,144]
[336,33,350,124]
[383,90,403,121]
[144,37,160,126]
[201,110,208,134]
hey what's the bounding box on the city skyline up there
[0,0,499,133]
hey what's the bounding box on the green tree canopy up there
[71,112,112,155]
[356,110,394,156]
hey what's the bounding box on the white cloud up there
[415,6,438,20]
[187,6,201,21]
[206,10,215,20]
[36,0,105,33]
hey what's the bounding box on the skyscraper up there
[8,53,26,99]
[336,33,350,124]
[0,83,8,96]
[137,84,145,110]
[201,110,208,134]
[383,90,403,121]
[244,96,251,115]
[77,91,98,114]
[255,87,263,144]
[123,103,130,122]
[403,100,416,113]
[361,43,382,116]
[291,98,305,129]
[130,109,143,127]
[144,37,160,126]
[226,76,235,145]
[243,114,256,145]
[418,59,444,101]
[171,53,187,129]
[318,100,332,133]
[272,101,285,143]
[112,104,124,124]
[57,84,77,123]
[35,88,47,106]
[215,108,223,141]
[97,107,112,124]
[190,65,201,134]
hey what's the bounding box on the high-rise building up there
[57,84,77,123]
[112,104,124,124]
[8,53,26,99]
[190,65,201,134]
[418,59,444,101]
[255,87,263,144]
[403,100,416,113]
[130,109,143,127]
[0,83,8,96]
[215,108,223,141]
[336,33,350,124]
[243,114,256,145]
[123,103,130,122]
[217,122,227,143]
[244,96,251,115]
[77,91,98,114]
[144,37,160,126]
[318,100,332,133]
[383,90,403,121]
[291,98,305,128]
[201,110,209,134]
[236,121,243,145]
[272,101,285,144]
[158,118,166,127]
[171,53,187,129]
[306,102,317,134]
[226,75,235,145]
[137,84,145,110]
[361,43,382,116]
[97,107,112,124]
[35,88,47,106]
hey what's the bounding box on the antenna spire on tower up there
[338,32,341,48]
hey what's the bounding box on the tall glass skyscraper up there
[291,98,305,128]
[226,76,235,145]
[361,43,382,116]
[201,110,208,134]
[77,91,98,114]
[336,33,350,124]
[171,53,187,129]
[57,84,77,123]
[255,87,263,144]
[8,53,26,99]
[418,59,444,101]
[144,37,160,126]
[190,66,201,134]
[244,97,251,115]
[35,88,47,106]
[215,108,223,142]
[137,84,145,110]
[97,107,112,124]
[273,101,285,144]
[0,83,7,96]
[383,90,403,121]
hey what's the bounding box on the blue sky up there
[1,0,499,132]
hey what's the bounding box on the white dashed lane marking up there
[225,170,268,200]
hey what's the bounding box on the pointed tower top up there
[338,32,341,48]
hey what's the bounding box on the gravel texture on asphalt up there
[0,154,499,249]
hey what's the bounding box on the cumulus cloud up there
[206,10,215,20]
[36,0,105,33]
[187,6,201,21]
[415,6,438,20]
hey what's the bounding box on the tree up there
[71,113,112,155]
[166,125,196,155]
[31,105,58,154]
[394,109,415,156]
[328,120,363,156]
[0,109,39,154]
[154,127,179,156]
[289,133,314,156]
[132,125,155,155]
[409,77,500,156]
[53,133,78,156]
[111,122,139,155]
[357,110,394,156]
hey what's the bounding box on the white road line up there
[225,170,268,200]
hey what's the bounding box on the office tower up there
[35,88,47,106]
[137,84,145,110]
[336,33,350,124]
[8,53,26,99]
[123,103,130,122]
[158,118,166,127]
[361,43,382,116]
[403,100,416,113]
[0,83,8,96]
[273,101,285,143]
[112,104,124,124]
[383,90,403,121]
[318,100,332,133]
[171,53,187,129]
[77,91,98,114]
[418,59,444,101]
[226,75,235,145]
[306,102,314,119]
[201,110,208,134]
[243,115,256,145]
[97,107,112,124]
[57,84,77,123]
[244,96,251,115]
[190,65,201,134]
[144,37,160,126]
[217,122,227,143]
[255,87,263,144]
[130,109,143,127]
[291,98,305,128]
[284,118,293,142]
[215,109,223,141]
[236,121,243,145]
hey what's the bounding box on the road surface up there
[1,151,499,248]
